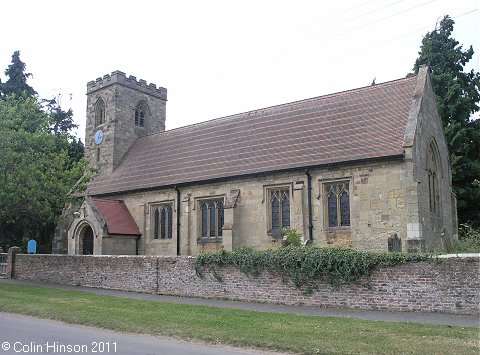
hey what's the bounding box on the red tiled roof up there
[88,76,418,195]
[92,198,141,235]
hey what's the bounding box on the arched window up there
[152,204,173,240]
[427,140,441,214]
[94,99,106,126]
[324,181,350,228]
[269,188,290,234]
[134,102,147,127]
[199,199,224,240]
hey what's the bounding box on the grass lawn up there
[0,281,478,354]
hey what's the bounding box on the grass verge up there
[0,281,478,354]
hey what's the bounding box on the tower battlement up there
[87,70,167,100]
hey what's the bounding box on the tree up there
[43,97,85,166]
[413,15,480,227]
[0,94,47,133]
[0,53,88,252]
[43,98,78,135]
[67,137,85,168]
[0,96,88,252]
[0,51,36,99]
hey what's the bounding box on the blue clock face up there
[94,129,104,145]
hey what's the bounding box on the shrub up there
[451,223,480,253]
[282,227,302,247]
[195,246,432,292]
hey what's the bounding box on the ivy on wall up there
[195,246,432,293]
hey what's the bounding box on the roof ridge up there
[140,75,416,139]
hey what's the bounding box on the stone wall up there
[412,71,456,250]
[11,253,479,315]
[110,159,421,256]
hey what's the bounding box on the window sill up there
[151,238,174,243]
[268,233,284,237]
[197,238,223,244]
[324,226,351,231]
[267,230,285,240]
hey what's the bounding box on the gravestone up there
[388,234,402,252]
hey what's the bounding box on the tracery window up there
[427,141,440,214]
[152,204,173,240]
[199,199,224,241]
[134,102,146,127]
[94,99,105,126]
[268,188,290,234]
[324,181,350,228]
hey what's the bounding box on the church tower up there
[85,71,167,174]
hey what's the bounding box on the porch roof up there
[92,198,141,236]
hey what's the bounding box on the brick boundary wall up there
[11,253,480,315]
[13,254,158,293]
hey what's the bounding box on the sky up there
[1,0,479,142]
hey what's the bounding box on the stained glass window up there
[325,181,350,228]
[199,199,224,241]
[201,203,208,239]
[167,205,173,239]
[269,188,290,233]
[271,197,280,231]
[160,207,166,239]
[153,208,160,239]
[152,204,173,240]
[209,203,216,238]
[217,201,224,237]
[282,194,290,228]
[340,190,350,226]
[328,191,338,227]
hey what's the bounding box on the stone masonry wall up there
[12,254,479,315]
[110,158,416,257]
[413,73,455,250]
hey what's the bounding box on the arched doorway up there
[81,226,94,255]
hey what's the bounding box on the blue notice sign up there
[27,240,37,254]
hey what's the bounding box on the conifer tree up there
[0,51,37,99]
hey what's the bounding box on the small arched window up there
[134,102,147,127]
[94,99,105,126]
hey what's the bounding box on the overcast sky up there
[1,0,479,141]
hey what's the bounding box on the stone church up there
[53,66,457,256]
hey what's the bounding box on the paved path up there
[3,279,479,328]
[0,312,280,355]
